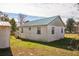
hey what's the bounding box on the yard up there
[0,34,79,56]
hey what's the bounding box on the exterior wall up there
[76,24,79,33]
[73,23,79,33]
[47,17,65,42]
[0,27,11,48]
[49,16,65,27]
[47,25,65,42]
[18,25,65,42]
[19,26,48,42]
[18,28,25,39]
[77,24,79,33]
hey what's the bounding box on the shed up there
[0,21,11,48]
[18,16,65,42]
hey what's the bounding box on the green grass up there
[9,34,79,56]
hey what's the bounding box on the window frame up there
[37,27,41,34]
[61,28,63,33]
[29,27,31,31]
[51,27,54,34]
[21,27,23,33]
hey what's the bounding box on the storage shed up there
[18,16,65,42]
[0,21,11,48]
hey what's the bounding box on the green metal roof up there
[23,16,60,26]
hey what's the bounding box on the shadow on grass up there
[47,38,79,51]
[19,37,79,51]
[0,47,13,56]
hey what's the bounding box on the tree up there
[0,11,3,16]
[3,13,10,21]
[0,11,9,21]
[74,3,79,11]
[10,18,17,32]
[18,14,26,33]
[18,13,26,25]
[66,18,75,33]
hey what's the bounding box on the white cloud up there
[0,0,27,3]
[0,3,77,17]
[0,3,79,23]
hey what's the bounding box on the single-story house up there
[0,21,11,48]
[17,16,65,42]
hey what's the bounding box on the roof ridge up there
[23,15,60,26]
[27,15,59,22]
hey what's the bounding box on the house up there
[17,16,65,42]
[74,22,79,33]
[0,21,11,48]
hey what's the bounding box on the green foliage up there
[66,18,75,33]
[4,17,10,21]
[10,18,17,32]
[0,16,9,21]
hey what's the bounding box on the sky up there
[0,3,79,24]
[0,3,76,17]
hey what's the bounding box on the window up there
[37,27,41,34]
[52,27,54,34]
[21,28,23,33]
[61,28,63,33]
[29,27,31,30]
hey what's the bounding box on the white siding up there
[19,25,65,42]
[48,16,64,27]
[46,17,65,42]
[47,25,64,42]
[21,26,48,42]
[0,27,11,48]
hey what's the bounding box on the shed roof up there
[23,15,64,26]
[0,21,11,26]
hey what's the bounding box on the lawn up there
[0,34,79,56]
[65,34,79,40]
